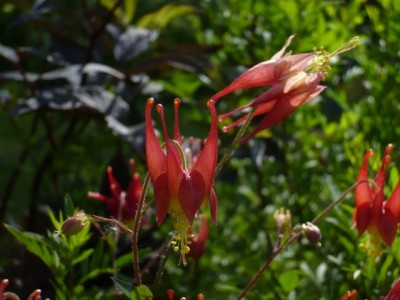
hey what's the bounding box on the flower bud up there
[302,222,321,246]
[61,211,89,235]
[273,208,292,233]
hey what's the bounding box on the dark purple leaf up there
[114,27,158,63]
[0,44,19,64]
[0,63,125,87]
[8,86,130,124]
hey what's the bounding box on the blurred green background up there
[1,0,400,299]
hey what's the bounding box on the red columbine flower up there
[88,160,142,224]
[145,98,218,264]
[211,36,359,144]
[354,144,400,246]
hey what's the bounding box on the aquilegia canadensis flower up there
[88,160,142,225]
[145,98,218,264]
[354,144,400,247]
[211,35,359,144]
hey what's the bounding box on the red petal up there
[87,192,107,202]
[156,104,185,197]
[126,160,142,205]
[145,98,167,181]
[374,144,392,193]
[211,53,313,102]
[211,60,278,101]
[239,90,309,144]
[210,185,218,224]
[153,173,171,226]
[178,170,206,223]
[377,208,397,246]
[354,149,374,234]
[354,201,372,237]
[386,179,400,220]
[107,167,122,200]
[386,277,400,300]
[355,150,374,207]
[192,100,218,191]
[271,34,295,60]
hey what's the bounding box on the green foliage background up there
[1,0,400,299]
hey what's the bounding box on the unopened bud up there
[61,211,89,235]
[302,222,321,246]
[273,208,292,233]
[167,289,175,300]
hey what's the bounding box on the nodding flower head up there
[145,98,218,265]
[212,35,359,144]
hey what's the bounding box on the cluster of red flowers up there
[88,36,370,267]
[354,144,400,246]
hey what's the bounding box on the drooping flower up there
[88,160,142,224]
[145,98,218,264]
[354,144,400,247]
[211,35,359,144]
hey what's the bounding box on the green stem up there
[131,172,151,286]
[215,107,256,176]
[237,180,366,300]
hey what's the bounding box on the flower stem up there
[237,180,367,300]
[91,215,133,235]
[131,171,151,286]
[215,107,256,176]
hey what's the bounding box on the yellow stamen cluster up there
[310,47,331,74]
[170,209,193,266]
[359,233,384,258]
[306,36,360,76]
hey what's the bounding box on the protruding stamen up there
[329,36,360,58]
[170,209,192,266]
[174,98,182,142]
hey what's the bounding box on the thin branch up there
[91,215,133,235]
[215,107,256,176]
[80,0,123,86]
[237,180,366,300]
[131,172,151,286]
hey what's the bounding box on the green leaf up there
[72,248,94,265]
[121,0,136,26]
[137,4,196,29]
[79,268,114,285]
[4,224,59,270]
[64,194,75,216]
[99,0,137,26]
[112,276,132,298]
[131,285,153,300]
[115,252,133,269]
[278,270,302,292]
